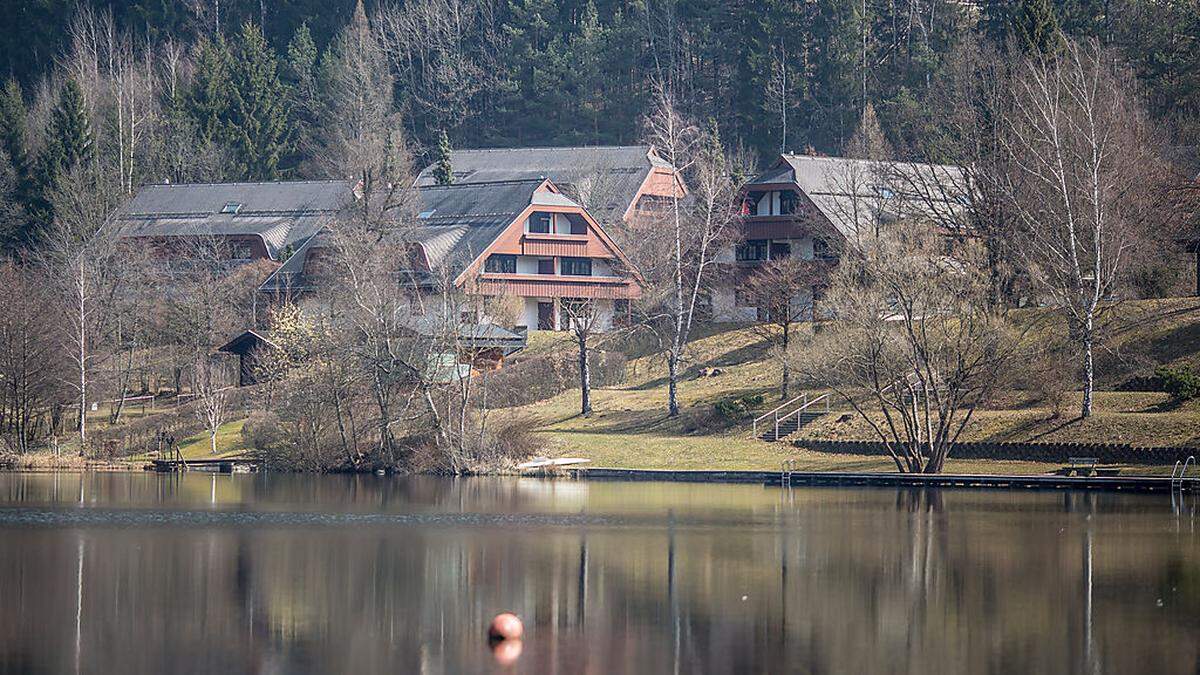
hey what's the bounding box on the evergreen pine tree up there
[30,80,95,235]
[188,37,235,147]
[1013,0,1065,54]
[433,130,454,185]
[0,79,29,182]
[227,22,293,180]
[285,22,319,173]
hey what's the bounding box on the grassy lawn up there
[513,310,1200,476]
[175,420,251,458]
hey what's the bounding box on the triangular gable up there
[453,179,643,287]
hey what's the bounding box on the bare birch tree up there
[38,165,124,449]
[641,87,743,416]
[1001,39,1162,418]
[191,354,230,454]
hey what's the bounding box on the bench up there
[1055,457,1120,477]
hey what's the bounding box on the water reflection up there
[0,473,1198,673]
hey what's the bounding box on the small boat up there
[516,457,591,472]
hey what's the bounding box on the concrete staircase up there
[757,411,825,442]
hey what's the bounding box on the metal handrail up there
[1173,456,1196,490]
[781,458,796,486]
[753,392,832,439]
[754,394,809,427]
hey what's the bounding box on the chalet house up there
[712,153,969,322]
[413,145,684,226]
[115,180,354,264]
[260,178,643,332]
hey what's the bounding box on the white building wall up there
[710,236,818,323]
[518,297,617,331]
[515,256,542,274]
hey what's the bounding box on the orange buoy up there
[491,638,523,665]
[488,612,524,641]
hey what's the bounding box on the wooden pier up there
[568,468,1199,493]
[148,457,261,473]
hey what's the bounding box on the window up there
[813,238,835,261]
[873,185,895,200]
[736,239,769,261]
[560,298,591,328]
[221,202,242,214]
[780,191,799,215]
[227,240,254,259]
[528,212,552,234]
[537,258,555,275]
[561,257,592,276]
[568,215,588,235]
[484,254,517,274]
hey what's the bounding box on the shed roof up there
[116,180,354,259]
[414,145,669,224]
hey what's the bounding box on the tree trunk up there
[578,335,592,416]
[1081,315,1094,418]
[210,429,217,455]
[780,324,791,400]
[667,354,680,417]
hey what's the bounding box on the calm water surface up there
[0,472,1198,674]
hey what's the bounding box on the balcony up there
[475,272,640,300]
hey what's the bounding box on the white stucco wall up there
[710,236,818,323]
[515,256,542,274]
[519,297,617,331]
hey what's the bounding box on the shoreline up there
[4,460,1198,494]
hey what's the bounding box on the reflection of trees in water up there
[3,475,1200,672]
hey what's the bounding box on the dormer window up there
[221,202,242,214]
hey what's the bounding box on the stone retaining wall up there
[793,439,1197,465]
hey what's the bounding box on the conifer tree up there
[189,37,235,147]
[30,80,95,235]
[285,23,319,174]
[227,22,293,180]
[0,79,29,182]
[433,130,453,185]
[1013,0,1065,55]
[0,79,32,250]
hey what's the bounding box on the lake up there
[0,472,1197,674]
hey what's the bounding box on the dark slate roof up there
[260,179,577,293]
[414,145,669,224]
[747,154,969,240]
[115,180,354,259]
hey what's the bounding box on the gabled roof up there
[414,145,671,224]
[260,179,583,293]
[748,154,969,240]
[115,180,354,259]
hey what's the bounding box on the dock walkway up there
[569,468,1198,493]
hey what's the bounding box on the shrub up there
[1155,366,1200,402]
[480,349,627,408]
[713,393,765,422]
